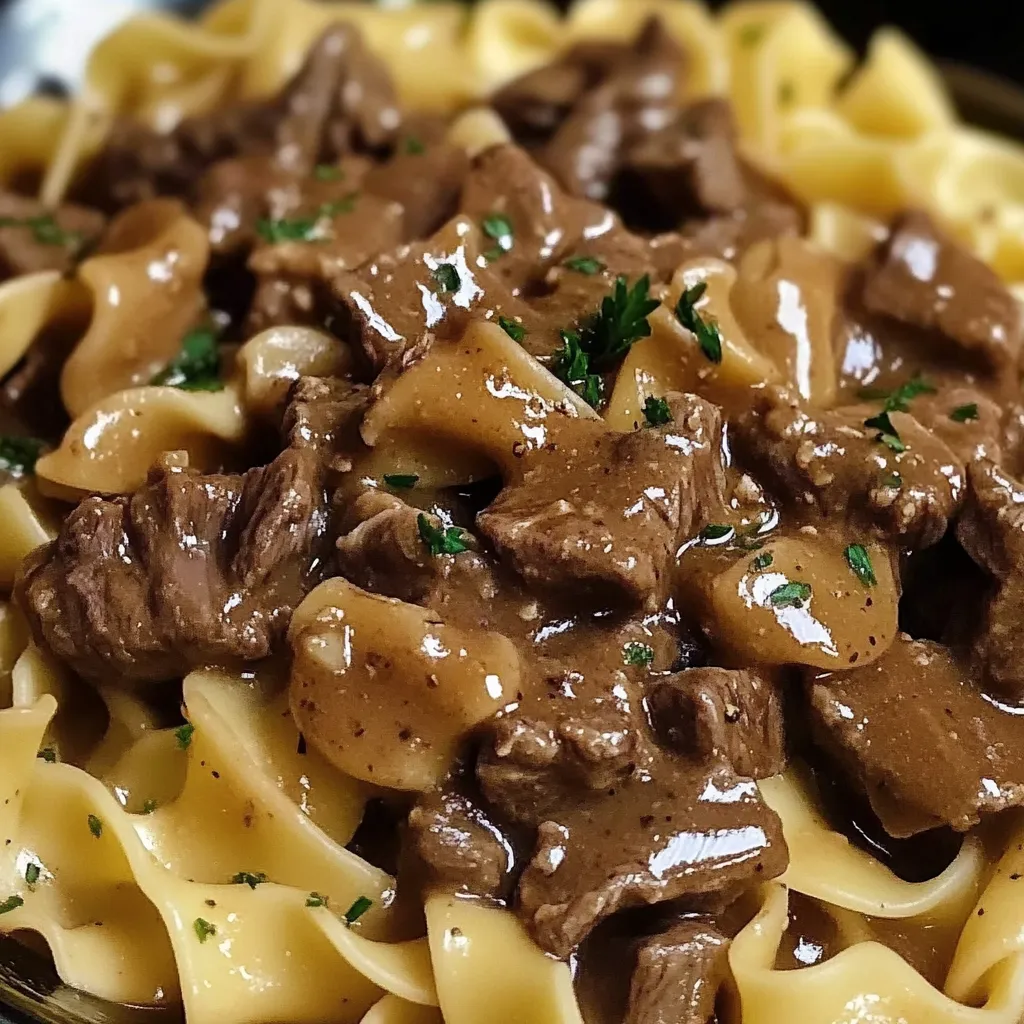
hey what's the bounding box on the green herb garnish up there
[623,642,655,666]
[768,581,812,609]
[25,863,40,886]
[675,282,722,363]
[418,513,469,556]
[37,747,56,763]
[563,255,605,275]
[577,275,660,371]
[87,814,103,839]
[0,214,82,248]
[256,198,355,244]
[643,396,672,427]
[950,403,979,423]
[232,871,268,889]
[880,472,902,489]
[403,136,425,155]
[384,474,419,489]
[552,330,603,408]
[751,552,773,571]
[0,896,23,915]
[864,411,906,452]
[313,164,343,181]
[0,436,45,477]
[151,327,223,392]
[142,799,157,814]
[344,896,373,924]
[306,892,328,908]
[844,543,876,586]
[498,315,525,343]
[862,374,934,451]
[194,918,217,943]
[433,262,461,293]
[174,723,194,750]
[701,524,733,541]
[482,214,514,258]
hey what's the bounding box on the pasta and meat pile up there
[3,2,1024,1023]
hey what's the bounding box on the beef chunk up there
[283,375,369,471]
[807,634,1024,837]
[734,387,965,549]
[625,919,730,1024]
[647,667,785,780]
[407,790,509,898]
[862,210,1022,376]
[910,386,1003,466]
[16,450,328,684]
[0,192,104,280]
[517,762,786,957]
[478,394,727,607]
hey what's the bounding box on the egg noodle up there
[1,2,1024,1023]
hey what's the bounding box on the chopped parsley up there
[498,315,525,343]
[844,543,876,587]
[552,330,603,407]
[25,863,40,886]
[751,551,774,571]
[768,581,812,609]
[0,213,82,249]
[87,814,103,839]
[344,896,373,924]
[151,327,223,392]
[174,723,194,750]
[142,799,157,814]
[880,472,902,489]
[863,374,935,451]
[623,642,655,666]
[313,164,343,181]
[950,403,979,423]
[432,262,461,294]
[232,871,268,889]
[643,396,672,427]
[482,213,514,260]
[563,255,605,275]
[701,524,734,541]
[864,411,906,452]
[675,282,722,363]
[0,436,45,477]
[256,198,356,244]
[37,746,56,763]
[0,896,23,915]
[418,513,469,556]
[306,892,328,908]
[383,474,419,489]
[403,136,425,155]
[194,917,217,943]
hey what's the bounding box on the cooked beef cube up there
[862,210,1022,376]
[622,99,746,221]
[806,634,1024,837]
[625,919,730,1024]
[16,450,328,684]
[647,667,785,780]
[364,143,470,241]
[478,394,727,607]
[407,790,509,898]
[0,192,104,280]
[910,386,1003,466]
[517,761,786,957]
[283,376,369,471]
[246,273,323,334]
[733,387,965,549]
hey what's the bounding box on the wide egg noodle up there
[361,995,443,1024]
[0,485,58,591]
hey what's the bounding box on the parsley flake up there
[142,799,157,814]
[313,164,343,181]
[950,403,979,423]
[232,871,268,889]
[643,396,672,427]
[152,327,223,392]
[864,411,906,452]
[0,896,23,915]
[306,892,328,908]
[768,581,812,608]
[418,513,469,556]
[498,315,525,343]
[751,552,773,571]
[701,524,734,541]
[580,275,660,371]
[552,330,603,407]
[862,374,935,451]
[880,472,902,489]
[384,474,419,489]
[623,642,655,666]
[87,814,103,839]
[174,723,194,750]
[403,136,425,155]
[25,863,40,886]
[256,198,355,244]
[0,214,82,249]
[675,282,722,363]
[37,747,56,763]
[844,543,876,587]
[344,896,373,924]
[0,436,45,477]
[482,214,514,257]
[194,917,217,943]
[563,255,605,275]
[433,262,461,294]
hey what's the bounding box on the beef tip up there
[478,394,728,607]
[283,375,369,472]
[0,192,104,280]
[407,790,509,898]
[647,667,785,780]
[861,210,1022,377]
[733,387,965,549]
[16,450,328,684]
[625,919,730,1024]
[517,761,786,957]
[364,143,470,241]
[806,634,1024,837]
[910,386,1003,466]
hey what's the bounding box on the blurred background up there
[0,0,1020,109]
